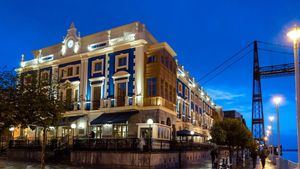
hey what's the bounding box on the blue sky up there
[0,0,299,149]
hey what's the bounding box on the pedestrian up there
[259,147,269,168]
[210,148,217,168]
[250,149,258,169]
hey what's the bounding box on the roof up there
[90,111,138,125]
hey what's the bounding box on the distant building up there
[15,22,220,144]
[223,110,246,125]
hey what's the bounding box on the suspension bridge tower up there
[252,41,265,142]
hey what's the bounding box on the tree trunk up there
[41,127,47,169]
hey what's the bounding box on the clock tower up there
[61,22,81,56]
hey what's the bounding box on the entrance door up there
[117,82,126,106]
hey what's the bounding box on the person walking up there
[210,148,217,168]
[259,147,269,168]
[250,149,258,169]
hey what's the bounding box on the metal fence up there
[73,138,140,151]
[8,137,214,153]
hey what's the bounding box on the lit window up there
[147,78,157,97]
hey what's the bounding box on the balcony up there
[144,97,175,111]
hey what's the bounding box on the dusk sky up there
[1,0,299,149]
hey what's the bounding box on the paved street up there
[255,158,276,169]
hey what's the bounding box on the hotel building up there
[17,22,221,143]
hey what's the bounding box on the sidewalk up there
[255,158,276,169]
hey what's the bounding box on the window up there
[67,67,73,77]
[74,89,79,102]
[118,57,127,67]
[61,70,65,78]
[147,78,157,97]
[185,88,188,98]
[116,54,128,70]
[178,83,183,94]
[93,60,103,73]
[147,55,156,63]
[41,72,49,81]
[92,86,101,110]
[161,79,164,98]
[75,66,80,75]
[165,82,168,99]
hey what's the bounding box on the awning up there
[58,115,84,126]
[176,130,203,137]
[90,111,138,125]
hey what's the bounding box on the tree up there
[14,69,66,169]
[0,69,17,150]
[210,118,255,165]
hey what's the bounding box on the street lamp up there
[9,126,15,140]
[287,26,300,164]
[269,116,274,146]
[71,123,77,144]
[190,131,195,142]
[272,96,282,161]
[268,125,272,130]
[146,118,153,151]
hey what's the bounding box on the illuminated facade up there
[17,22,218,142]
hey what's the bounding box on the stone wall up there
[7,149,54,162]
[71,150,210,169]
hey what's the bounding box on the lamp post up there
[287,26,300,164]
[71,123,77,145]
[272,96,282,162]
[146,118,153,151]
[269,116,274,146]
[9,126,15,140]
[190,131,194,142]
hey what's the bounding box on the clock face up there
[67,40,74,48]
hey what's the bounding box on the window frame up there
[147,77,157,97]
[92,59,104,75]
[115,53,129,71]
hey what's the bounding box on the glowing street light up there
[147,118,154,151]
[267,125,272,130]
[287,26,300,164]
[269,116,274,122]
[272,96,282,106]
[272,95,283,161]
[287,26,300,42]
[71,123,77,144]
[9,126,15,140]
